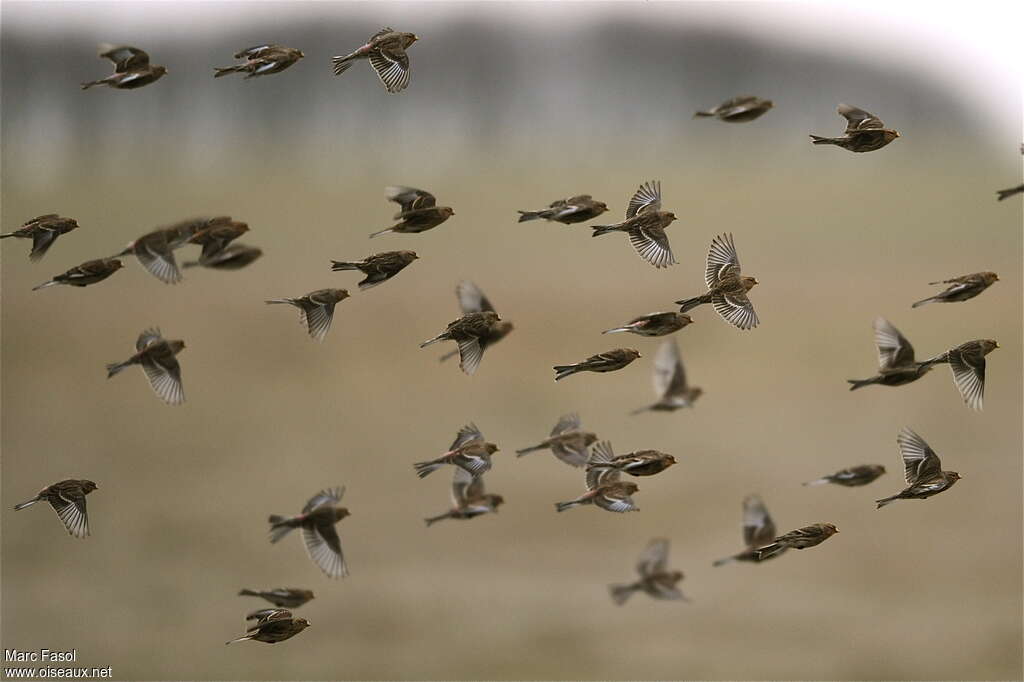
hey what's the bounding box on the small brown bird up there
[912,272,998,308]
[332,27,418,93]
[439,281,514,365]
[713,495,781,566]
[420,310,502,375]
[214,44,304,79]
[187,217,249,262]
[922,339,999,410]
[370,186,453,238]
[266,289,350,342]
[269,488,350,578]
[676,233,759,329]
[424,468,504,527]
[81,45,167,90]
[516,413,597,468]
[555,447,639,513]
[996,144,1023,200]
[591,181,677,268]
[330,250,418,290]
[113,218,208,284]
[810,103,900,152]
[609,538,687,605]
[804,464,886,487]
[13,479,97,538]
[106,328,186,405]
[694,95,774,122]
[238,588,315,609]
[517,195,608,224]
[603,312,693,337]
[755,523,838,560]
[553,348,641,381]
[632,338,702,414]
[1,214,79,261]
[585,441,676,478]
[876,428,960,509]
[183,243,263,270]
[33,258,123,291]
[847,317,933,390]
[414,423,499,479]
[226,609,310,645]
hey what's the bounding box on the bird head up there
[677,313,694,325]
[664,211,678,222]
[982,271,999,284]
[948,471,962,481]
[742,276,759,290]
[980,339,999,353]
[669,570,684,583]
[485,443,500,455]
[109,259,125,270]
[663,454,678,466]
[822,523,839,535]
[169,340,186,354]
[443,206,455,217]
[153,66,168,77]
[401,250,419,261]
[489,494,505,510]
[335,507,351,521]
[295,618,311,629]
[82,480,99,493]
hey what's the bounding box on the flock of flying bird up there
[5,29,1018,647]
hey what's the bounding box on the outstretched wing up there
[896,428,942,484]
[838,103,884,132]
[873,317,915,369]
[303,487,344,513]
[625,180,661,218]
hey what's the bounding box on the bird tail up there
[438,348,458,363]
[629,404,654,416]
[267,515,295,543]
[413,460,444,479]
[225,636,252,645]
[590,225,618,237]
[330,260,360,272]
[331,54,357,76]
[213,66,241,78]
[802,477,830,487]
[996,186,1024,201]
[424,512,451,527]
[13,497,41,511]
[693,110,715,118]
[106,360,132,378]
[809,135,836,145]
[264,298,294,306]
[419,334,446,349]
[515,444,544,457]
[238,589,259,597]
[602,326,631,334]
[80,80,105,90]
[368,226,395,239]
[755,543,785,561]
[517,211,542,223]
[846,378,876,391]
[676,295,708,313]
[609,583,637,605]
[911,296,936,308]
[712,555,737,567]
[0,233,15,239]
[553,365,579,381]
[554,499,581,512]
[32,280,58,291]
[875,495,899,509]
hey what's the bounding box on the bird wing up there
[705,233,741,288]
[949,348,986,410]
[897,427,942,484]
[625,180,662,218]
[711,291,759,330]
[369,48,411,93]
[303,523,348,578]
[303,487,344,513]
[370,27,396,41]
[550,413,581,437]
[141,349,184,405]
[450,423,484,451]
[50,489,90,538]
[629,222,675,268]
[743,495,776,547]
[247,608,291,624]
[873,317,915,369]
[716,95,760,116]
[652,339,686,399]
[457,338,484,376]
[455,280,495,314]
[234,44,279,59]
[135,233,182,284]
[585,441,619,490]
[635,538,670,577]
[299,301,335,343]
[838,103,884,132]
[135,328,164,351]
[100,45,150,72]
[450,467,481,507]
[386,186,435,213]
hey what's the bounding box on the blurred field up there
[2,4,1022,681]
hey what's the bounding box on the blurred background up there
[2,2,1021,680]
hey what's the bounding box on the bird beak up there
[995,342,1000,349]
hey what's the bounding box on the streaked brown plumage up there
[847,317,932,390]
[81,45,167,90]
[370,186,453,238]
[609,539,687,605]
[183,243,263,270]
[517,195,608,224]
[187,217,249,262]
[912,272,998,308]
[238,588,315,609]
[33,258,123,291]
[810,103,899,152]
[713,495,781,566]
[332,28,418,93]
[215,45,304,79]
[694,95,773,122]
[515,413,597,468]
[13,479,97,539]
[603,312,693,337]
[553,348,641,381]
[585,441,676,478]
[106,328,186,405]
[675,233,759,329]
[755,523,838,560]
[420,310,502,375]
[803,464,886,487]
[632,338,702,414]
[113,217,211,284]
[555,446,639,512]
[876,428,960,508]
[591,181,677,268]
[414,423,499,479]
[922,339,998,410]
[269,488,350,578]
[1,214,79,261]
[424,468,504,527]
[438,281,513,365]
[330,250,418,290]
[226,609,310,645]
[265,288,350,342]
